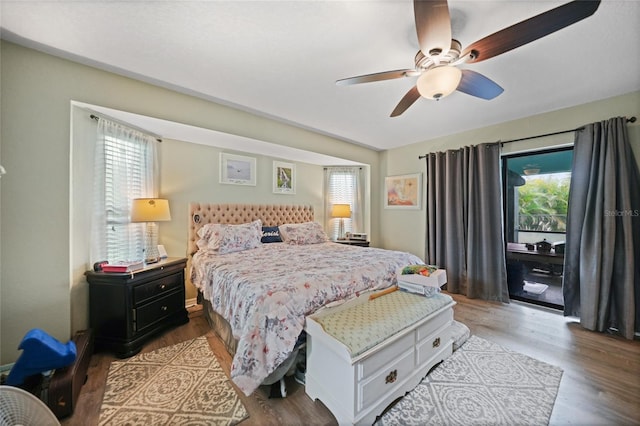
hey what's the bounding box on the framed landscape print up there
[220,153,256,186]
[273,161,296,194]
[384,173,421,209]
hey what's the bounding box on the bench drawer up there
[357,332,414,381]
[415,307,453,342]
[416,321,453,367]
[358,347,414,412]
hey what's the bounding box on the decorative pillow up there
[219,220,263,254]
[196,223,225,250]
[279,222,329,245]
[261,226,282,243]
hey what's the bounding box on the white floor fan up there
[0,386,60,426]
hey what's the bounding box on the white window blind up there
[323,167,364,240]
[91,118,157,263]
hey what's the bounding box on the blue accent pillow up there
[261,226,282,243]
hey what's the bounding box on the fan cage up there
[0,385,60,426]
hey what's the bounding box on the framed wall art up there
[273,161,296,194]
[220,153,256,186]
[384,173,422,209]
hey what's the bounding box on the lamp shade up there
[331,204,351,218]
[130,198,172,222]
[416,66,462,100]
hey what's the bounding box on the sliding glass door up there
[502,147,573,309]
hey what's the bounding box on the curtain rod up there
[418,116,636,159]
[89,114,162,142]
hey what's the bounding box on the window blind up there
[103,135,146,261]
[91,118,157,263]
[324,167,364,240]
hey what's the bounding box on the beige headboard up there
[187,203,314,287]
[188,203,315,256]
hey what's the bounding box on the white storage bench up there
[305,291,456,425]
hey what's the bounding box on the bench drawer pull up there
[433,337,441,348]
[385,369,398,384]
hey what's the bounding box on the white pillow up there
[278,222,329,245]
[196,223,225,250]
[218,220,263,254]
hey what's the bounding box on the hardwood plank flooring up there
[62,293,639,426]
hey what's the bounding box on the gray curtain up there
[563,117,640,339]
[425,143,509,302]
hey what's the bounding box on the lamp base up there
[144,222,160,265]
[338,218,346,240]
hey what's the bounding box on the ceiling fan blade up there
[462,0,601,63]
[414,0,452,56]
[456,70,504,100]
[336,69,419,86]
[390,86,421,117]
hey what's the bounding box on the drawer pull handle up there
[161,305,168,312]
[159,284,167,290]
[433,337,441,348]
[385,369,397,384]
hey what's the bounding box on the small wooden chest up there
[44,329,94,418]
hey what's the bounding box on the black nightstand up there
[85,257,189,357]
[335,239,370,247]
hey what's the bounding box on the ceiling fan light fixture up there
[417,66,462,100]
[523,168,540,176]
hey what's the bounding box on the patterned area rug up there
[99,336,248,425]
[376,335,563,426]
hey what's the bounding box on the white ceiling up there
[2,1,639,152]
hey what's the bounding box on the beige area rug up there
[99,336,249,425]
[376,335,563,426]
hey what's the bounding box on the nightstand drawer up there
[133,273,183,305]
[135,290,184,332]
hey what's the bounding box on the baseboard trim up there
[0,363,14,373]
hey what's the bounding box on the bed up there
[187,203,424,396]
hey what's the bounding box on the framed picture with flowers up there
[384,173,421,209]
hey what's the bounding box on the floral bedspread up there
[190,242,423,395]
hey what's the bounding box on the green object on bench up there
[315,292,453,357]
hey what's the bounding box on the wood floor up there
[62,293,640,426]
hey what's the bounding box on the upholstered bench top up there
[314,291,454,357]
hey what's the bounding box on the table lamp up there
[331,203,351,240]
[130,198,171,263]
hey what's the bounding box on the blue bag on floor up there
[5,328,77,386]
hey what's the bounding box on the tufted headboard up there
[187,203,314,287]
[187,203,315,257]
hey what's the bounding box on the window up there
[503,147,573,244]
[323,167,364,240]
[91,118,157,263]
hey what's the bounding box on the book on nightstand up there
[101,260,144,273]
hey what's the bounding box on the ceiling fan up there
[337,0,601,117]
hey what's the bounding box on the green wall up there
[0,41,379,364]
[380,91,640,259]
[2,39,638,366]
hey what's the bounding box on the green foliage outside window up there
[518,174,570,232]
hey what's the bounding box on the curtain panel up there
[563,117,640,339]
[425,143,509,302]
